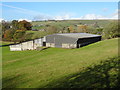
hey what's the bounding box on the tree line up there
[2,20,32,43]
[1,20,119,43]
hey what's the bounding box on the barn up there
[9,37,46,51]
[46,33,101,48]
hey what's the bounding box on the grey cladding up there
[46,33,101,48]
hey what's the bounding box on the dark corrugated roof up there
[55,33,101,39]
[46,34,77,44]
[46,33,101,45]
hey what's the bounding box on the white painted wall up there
[21,41,34,50]
[10,44,22,51]
[9,37,45,51]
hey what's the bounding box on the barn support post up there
[33,40,35,50]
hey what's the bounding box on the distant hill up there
[32,20,116,28]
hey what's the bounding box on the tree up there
[77,25,87,33]
[12,20,19,30]
[4,29,14,41]
[104,21,119,39]
[2,21,11,38]
[13,30,26,43]
[18,20,32,30]
[25,33,33,41]
[46,26,57,34]
[93,22,99,28]
[96,28,103,35]
[87,26,96,34]
[68,25,74,33]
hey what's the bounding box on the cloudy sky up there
[1,2,118,21]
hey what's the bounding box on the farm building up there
[46,33,101,48]
[10,37,46,51]
[9,33,101,51]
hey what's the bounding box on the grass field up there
[26,31,48,39]
[32,20,111,28]
[2,38,119,88]
[0,41,14,45]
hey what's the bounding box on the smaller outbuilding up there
[9,37,46,51]
[46,33,101,48]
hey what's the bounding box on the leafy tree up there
[104,21,119,39]
[2,21,11,38]
[18,20,32,30]
[68,25,74,33]
[4,29,14,41]
[46,26,57,34]
[12,20,19,30]
[77,25,87,33]
[66,28,70,33]
[13,30,26,43]
[25,33,33,41]
[93,22,100,28]
[96,28,103,35]
[87,26,96,34]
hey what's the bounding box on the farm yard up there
[2,38,119,88]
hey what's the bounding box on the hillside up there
[2,38,119,88]
[32,20,111,28]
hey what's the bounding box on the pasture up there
[2,38,119,88]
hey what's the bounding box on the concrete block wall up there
[9,38,45,51]
[46,43,55,47]
[62,43,76,48]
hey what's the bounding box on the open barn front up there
[77,36,102,48]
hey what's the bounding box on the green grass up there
[0,41,14,45]
[26,31,48,39]
[2,38,119,88]
[32,20,111,28]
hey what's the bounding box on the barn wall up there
[10,44,22,51]
[46,43,55,47]
[69,44,77,48]
[21,41,34,50]
[46,35,77,48]
[62,43,76,48]
[10,37,45,51]
[34,38,43,49]
[46,43,50,47]
[62,44,69,48]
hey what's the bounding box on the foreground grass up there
[2,38,118,88]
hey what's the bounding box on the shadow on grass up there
[45,56,120,88]
[2,74,29,88]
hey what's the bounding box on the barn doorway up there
[43,42,46,46]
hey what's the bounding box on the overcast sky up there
[1,2,118,21]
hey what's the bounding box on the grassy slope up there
[2,38,118,88]
[0,41,14,45]
[26,31,48,39]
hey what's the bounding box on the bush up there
[103,21,119,39]
[13,30,26,43]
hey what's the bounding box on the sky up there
[0,2,119,21]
